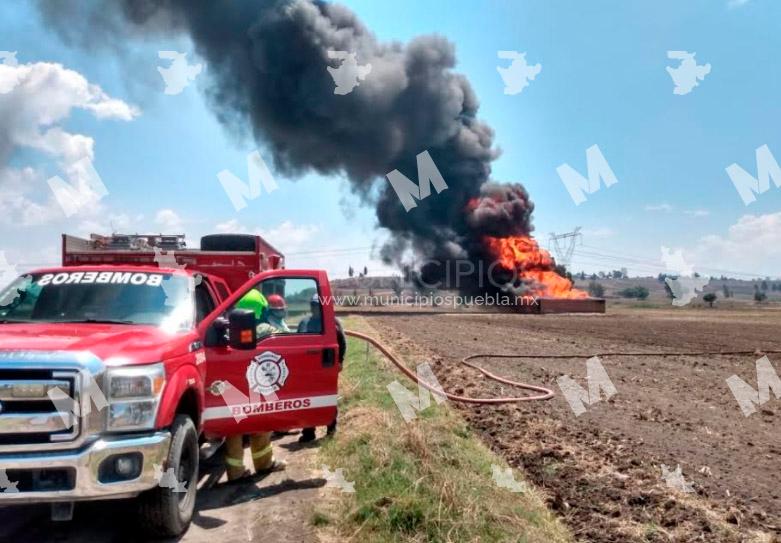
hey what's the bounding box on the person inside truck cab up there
[265,294,290,333]
[235,288,281,339]
[296,293,323,333]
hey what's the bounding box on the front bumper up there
[0,432,171,503]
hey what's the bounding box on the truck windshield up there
[0,271,194,330]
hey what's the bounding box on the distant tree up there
[754,289,768,303]
[348,266,354,278]
[590,273,598,280]
[722,284,731,298]
[761,280,769,291]
[587,281,605,298]
[618,286,649,300]
[635,286,649,300]
[363,266,368,276]
[703,292,717,307]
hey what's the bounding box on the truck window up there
[232,277,322,340]
[214,282,230,301]
[194,281,216,323]
[0,271,194,330]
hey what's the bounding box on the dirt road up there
[368,306,781,542]
[0,432,326,542]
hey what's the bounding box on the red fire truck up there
[0,233,343,536]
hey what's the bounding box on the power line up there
[578,244,769,279]
[286,246,374,256]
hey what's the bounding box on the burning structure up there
[36,0,591,307]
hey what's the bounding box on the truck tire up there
[200,234,256,252]
[137,415,199,538]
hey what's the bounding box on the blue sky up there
[1,0,780,280]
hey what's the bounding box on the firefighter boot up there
[225,435,248,481]
[250,432,286,474]
[299,427,316,443]
[250,432,274,471]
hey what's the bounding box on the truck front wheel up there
[137,414,199,537]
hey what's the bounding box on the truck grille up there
[0,369,79,446]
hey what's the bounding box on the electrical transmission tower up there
[549,227,582,268]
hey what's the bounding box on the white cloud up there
[210,219,393,278]
[685,209,710,217]
[76,213,144,237]
[0,167,54,226]
[694,212,781,276]
[155,209,184,231]
[0,61,139,225]
[215,218,248,234]
[259,221,319,249]
[214,219,319,251]
[645,203,673,212]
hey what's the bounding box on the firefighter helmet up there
[267,294,287,310]
[235,289,268,320]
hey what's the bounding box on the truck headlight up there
[107,364,165,431]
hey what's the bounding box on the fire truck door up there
[202,275,339,437]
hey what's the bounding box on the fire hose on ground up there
[344,329,781,405]
[344,329,555,403]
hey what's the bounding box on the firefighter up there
[224,289,286,480]
[298,294,346,443]
[296,293,323,333]
[265,293,291,332]
[237,288,283,339]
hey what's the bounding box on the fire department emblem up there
[246,351,289,395]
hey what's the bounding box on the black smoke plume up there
[36,0,537,294]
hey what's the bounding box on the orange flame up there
[483,235,588,299]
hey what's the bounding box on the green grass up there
[312,317,572,543]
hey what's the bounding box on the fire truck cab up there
[0,233,342,536]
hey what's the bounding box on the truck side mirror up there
[228,309,256,350]
[204,316,229,347]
